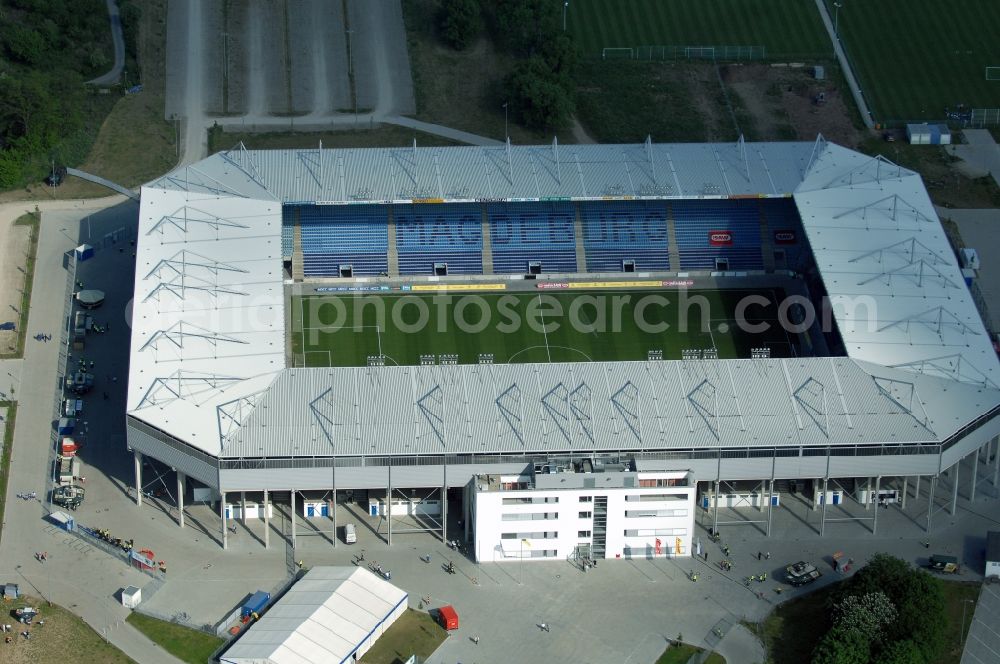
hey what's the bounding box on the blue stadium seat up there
[295,204,389,277]
[394,204,483,275]
[488,202,577,273]
[762,199,809,272]
[672,200,763,270]
[580,201,670,272]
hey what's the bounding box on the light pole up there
[345,29,354,76]
[960,599,974,647]
[563,2,569,31]
[503,102,509,141]
[833,2,842,37]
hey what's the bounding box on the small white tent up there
[220,567,408,664]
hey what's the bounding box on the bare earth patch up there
[721,63,865,147]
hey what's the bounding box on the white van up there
[343,523,357,544]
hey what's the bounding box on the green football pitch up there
[290,289,797,368]
[830,0,1000,121]
[567,0,829,59]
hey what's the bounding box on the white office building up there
[473,462,694,563]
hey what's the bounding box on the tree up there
[879,640,925,664]
[439,0,482,50]
[839,554,946,661]
[506,56,574,130]
[811,625,871,664]
[492,0,559,56]
[833,591,897,642]
[4,25,47,65]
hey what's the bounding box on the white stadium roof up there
[128,138,1000,459]
[219,567,408,664]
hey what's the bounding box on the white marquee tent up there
[220,567,409,664]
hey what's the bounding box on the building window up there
[624,528,688,537]
[625,509,689,518]
[578,530,591,538]
[578,511,592,518]
[502,532,557,540]
[579,496,593,502]
[625,494,686,502]
[502,496,559,505]
[501,512,558,521]
[529,549,558,558]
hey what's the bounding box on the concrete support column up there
[970,451,978,503]
[812,480,819,511]
[462,485,470,543]
[387,466,393,547]
[221,491,228,550]
[926,476,937,532]
[291,490,297,550]
[442,464,448,543]
[133,451,143,506]
[951,462,960,515]
[176,471,186,528]
[759,480,765,512]
[263,489,270,549]
[901,476,908,510]
[766,480,774,537]
[993,436,1000,487]
[865,477,872,511]
[914,475,921,501]
[713,480,720,533]
[331,490,337,548]
[872,476,881,534]
[820,478,829,536]
[241,491,247,528]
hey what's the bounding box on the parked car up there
[927,554,960,574]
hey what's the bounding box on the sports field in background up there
[830,0,1000,121]
[566,0,829,59]
[291,289,797,368]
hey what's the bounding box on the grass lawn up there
[655,642,725,664]
[830,0,1000,122]
[208,124,463,154]
[575,61,733,143]
[359,609,447,664]
[0,596,135,664]
[0,213,40,360]
[754,578,981,664]
[125,612,224,664]
[0,401,16,545]
[939,581,981,663]
[292,288,794,368]
[755,585,831,664]
[568,0,829,59]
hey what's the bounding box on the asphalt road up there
[87,0,126,87]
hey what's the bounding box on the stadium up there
[127,136,1000,561]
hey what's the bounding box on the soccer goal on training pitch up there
[987,66,1000,81]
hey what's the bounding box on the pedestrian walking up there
[472,636,480,644]
[757,551,762,560]
[704,551,708,562]
[765,551,770,560]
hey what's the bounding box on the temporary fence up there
[601,45,767,62]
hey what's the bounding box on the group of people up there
[16,491,37,501]
[33,333,52,342]
[33,551,48,562]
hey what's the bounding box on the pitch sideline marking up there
[536,293,552,362]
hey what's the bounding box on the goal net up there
[987,67,1000,81]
